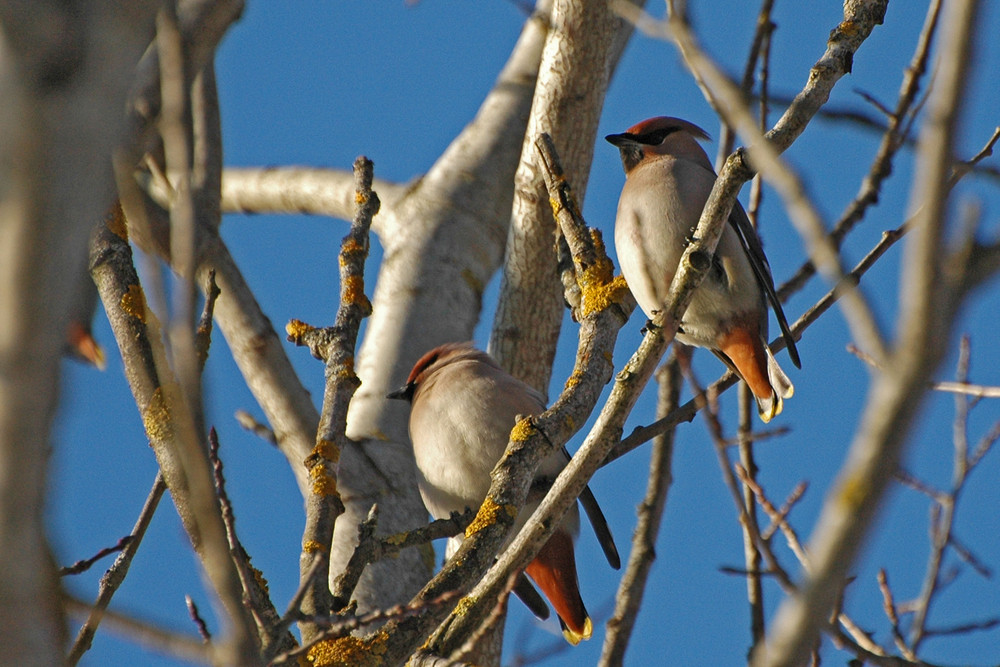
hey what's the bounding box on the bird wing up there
[513,573,551,620]
[562,447,621,570]
[727,200,801,368]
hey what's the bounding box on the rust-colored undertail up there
[717,324,781,423]
[524,529,592,645]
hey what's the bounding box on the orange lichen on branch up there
[141,387,173,443]
[339,237,367,259]
[340,275,371,313]
[302,539,327,554]
[580,271,628,318]
[303,631,388,667]
[509,417,537,442]
[286,318,316,344]
[577,230,629,317]
[563,369,583,391]
[837,473,871,513]
[465,497,517,539]
[106,200,128,240]
[120,284,147,322]
[313,439,340,465]
[310,462,339,498]
[453,595,477,618]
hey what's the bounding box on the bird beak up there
[604,132,635,147]
[386,383,414,402]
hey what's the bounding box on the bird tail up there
[755,344,794,423]
[717,327,794,423]
[524,529,592,645]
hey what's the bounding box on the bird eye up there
[639,127,674,145]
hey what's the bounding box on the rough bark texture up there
[330,7,551,615]
[489,0,642,394]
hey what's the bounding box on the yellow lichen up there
[589,228,608,255]
[838,473,870,512]
[120,284,147,322]
[302,539,327,554]
[341,237,367,258]
[310,463,339,497]
[563,369,583,391]
[548,196,563,218]
[107,201,128,240]
[453,595,477,617]
[509,417,537,442]
[354,191,368,206]
[286,318,315,341]
[336,364,357,380]
[141,387,173,443]
[249,563,270,597]
[836,20,860,39]
[580,272,629,317]
[341,275,370,310]
[305,631,388,667]
[385,532,407,546]
[465,497,517,538]
[313,439,340,464]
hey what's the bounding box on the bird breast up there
[408,360,567,520]
[613,156,765,347]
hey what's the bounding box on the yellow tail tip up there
[758,395,782,423]
[562,616,593,645]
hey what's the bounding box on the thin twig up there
[779,0,944,301]
[65,595,213,664]
[736,466,810,571]
[599,356,681,666]
[208,427,289,653]
[195,269,220,371]
[235,409,278,445]
[271,591,461,666]
[330,506,475,613]
[186,595,212,642]
[67,474,167,665]
[59,537,134,577]
[877,569,916,660]
[289,156,377,642]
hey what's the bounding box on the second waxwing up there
[388,342,620,645]
[606,116,801,422]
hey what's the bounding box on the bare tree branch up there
[220,167,407,235]
[489,0,642,393]
[286,156,376,643]
[759,2,982,664]
[67,474,167,665]
[599,357,681,666]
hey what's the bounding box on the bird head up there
[605,116,712,173]
[386,342,485,403]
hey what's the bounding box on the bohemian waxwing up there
[606,116,800,422]
[388,342,620,645]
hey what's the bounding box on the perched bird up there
[388,342,620,645]
[606,116,800,422]
[65,267,105,370]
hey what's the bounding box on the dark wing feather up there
[563,447,621,570]
[727,201,801,368]
[513,573,550,620]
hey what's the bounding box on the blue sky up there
[53,2,1000,665]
